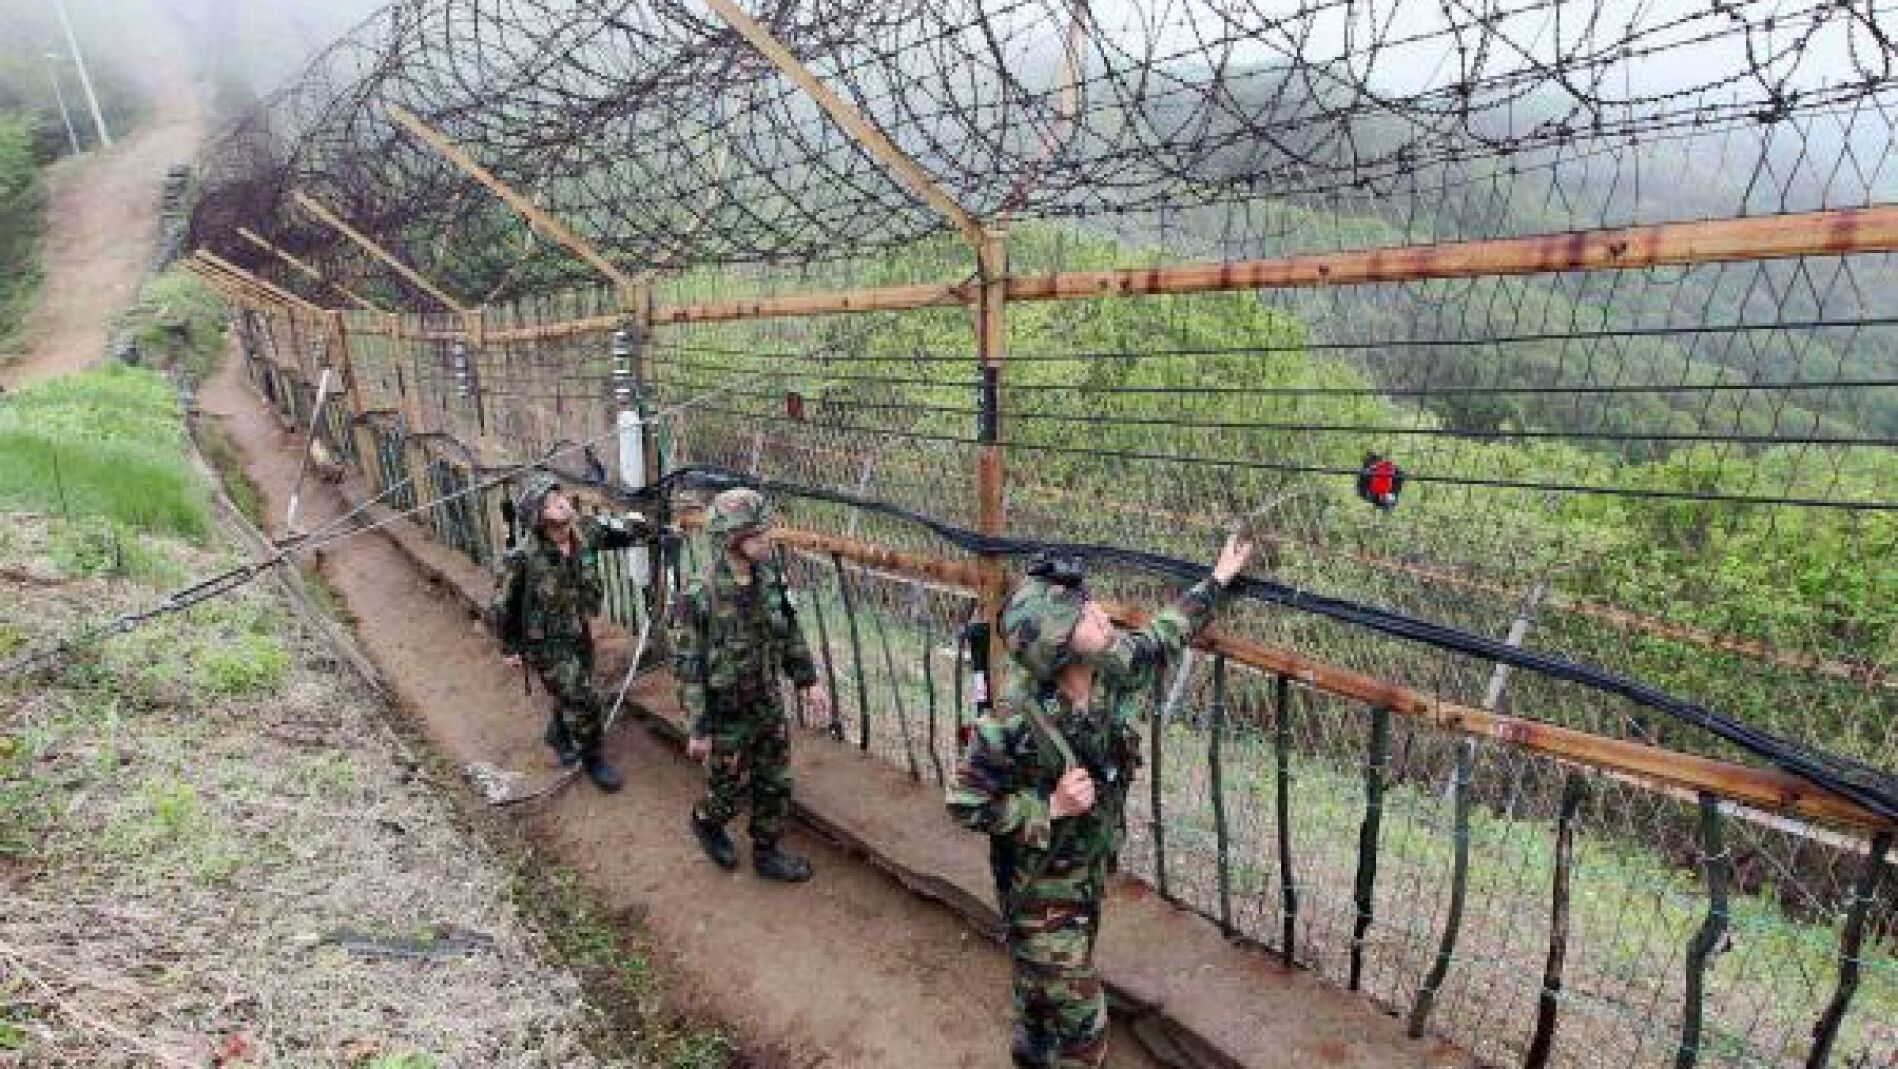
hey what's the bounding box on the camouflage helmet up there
[516,473,562,525]
[706,486,775,539]
[1001,576,1089,681]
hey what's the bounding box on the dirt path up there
[202,354,1166,1068]
[0,78,204,389]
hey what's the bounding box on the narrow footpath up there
[202,352,1172,1068]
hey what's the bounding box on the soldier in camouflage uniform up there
[490,473,659,792]
[672,487,833,882]
[948,534,1255,1068]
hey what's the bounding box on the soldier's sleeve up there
[945,714,1053,849]
[488,549,528,655]
[776,580,820,690]
[669,585,711,736]
[1102,579,1223,691]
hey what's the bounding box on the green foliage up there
[0,721,56,859]
[0,365,209,539]
[196,416,265,526]
[47,515,185,585]
[100,773,244,886]
[0,111,43,345]
[667,218,1893,760]
[196,631,290,697]
[120,267,230,379]
[518,864,733,1068]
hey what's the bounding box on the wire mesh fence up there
[196,2,1896,1064]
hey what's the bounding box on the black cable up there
[601,464,1897,824]
[996,440,1897,511]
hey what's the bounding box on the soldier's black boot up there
[1010,1025,1051,1068]
[542,714,579,767]
[579,750,623,792]
[691,811,738,870]
[752,840,813,883]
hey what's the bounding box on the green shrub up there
[121,268,229,379]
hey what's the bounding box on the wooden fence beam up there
[705,0,985,250]
[180,259,258,304]
[191,252,303,312]
[190,252,327,317]
[385,104,636,297]
[634,204,1898,325]
[677,519,1889,833]
[1106,603,1894,835]
[292,190,469,314]
[237,227,386,312]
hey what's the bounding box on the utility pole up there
[43,53,81,155]
[49,0,111,149]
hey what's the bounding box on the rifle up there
[498,494,529,696]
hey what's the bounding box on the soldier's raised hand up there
[1050,767,1096,819]
[504,653,522,670]
[1212,532,1257,587]
[688,736,713,763]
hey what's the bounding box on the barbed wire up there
[190,0,1898,287]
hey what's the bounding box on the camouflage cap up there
[516,473,561,525]
[1001,576,1088,681]
[706,486,775,539]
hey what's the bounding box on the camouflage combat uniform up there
[489,475,653,768]
[947,571,1222,1069]
[671,488,819,876]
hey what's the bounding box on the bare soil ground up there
[203,351,1172,1068]
[0,79,203,390]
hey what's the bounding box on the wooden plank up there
[193,251,325,315]
[186,254,316,317]
[640,204,1898,325]
[705,0,985,249]
[1010,205,1898,299]
[385,104,634,293]
[1107,606,1893,834]
[292,190,469,314]
[179,259,256,305]
[361,204,1898,337]
[237,227,386,312]
[663,519,1891,833]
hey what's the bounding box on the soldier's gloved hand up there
[687,736,712,763]
[1050,767,1097,819]
[800,684,832,724]
[659,524,684,553]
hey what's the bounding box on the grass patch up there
[196,630,291,696]
[0,365,208,538]
[117,267,229,381]
[98,773,245,887]
[518,862,735,1069]
[46,515,186,585]
[196,415,265,526]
